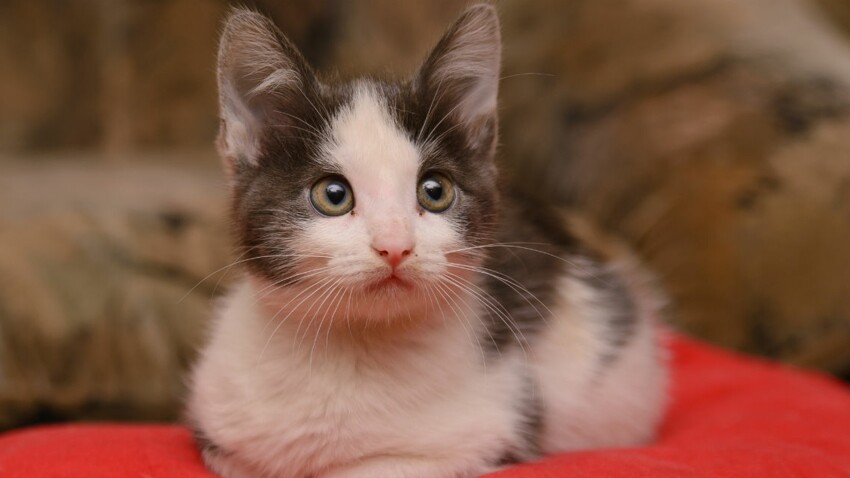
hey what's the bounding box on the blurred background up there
[2,0,850,429]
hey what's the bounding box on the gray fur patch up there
[192,426,223,457]
[497,370,543,465]
[477,196,579,356]
[474,193,637,366]
[571,256,637,367]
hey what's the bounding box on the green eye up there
[310,176,354,216]
[417,172,455,213]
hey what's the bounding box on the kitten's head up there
[217,5,501,325]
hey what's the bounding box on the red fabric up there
[2,334,850,477]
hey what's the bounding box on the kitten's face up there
[217,6,501,324]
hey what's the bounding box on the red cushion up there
[2,334,850,477]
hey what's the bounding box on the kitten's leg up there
[321,455,493,478]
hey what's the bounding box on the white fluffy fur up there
[190,279,523,478]
[535,268,668,451]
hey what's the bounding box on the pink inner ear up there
[217,8,318,169]
[416,4,501,134]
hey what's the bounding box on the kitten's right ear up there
[216,8,314,172]
[416,4,501,152]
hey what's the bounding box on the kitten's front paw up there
[321,456,485,478]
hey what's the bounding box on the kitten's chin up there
[358,276,421,315]
[346,276,440,325]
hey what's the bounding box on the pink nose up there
[372,238,414,269]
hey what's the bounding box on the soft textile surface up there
[1,334,850,477]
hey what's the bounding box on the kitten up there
[187,5,668,478]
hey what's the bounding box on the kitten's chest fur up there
[190,281,524,475]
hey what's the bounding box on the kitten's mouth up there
[367,273,412,292]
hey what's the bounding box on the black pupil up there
[424,179,443,201]
[325,182,346,205]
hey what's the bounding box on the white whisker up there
[256,276,336,364]
[178,252,328,303]
[440,272,529,362]
[429,278,489,369]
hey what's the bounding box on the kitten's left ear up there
[216,8,317,173]
[417,4,501,150]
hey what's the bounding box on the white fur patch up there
[189,281,519,478]
[321,83,422,217]
[533,271,668,451]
